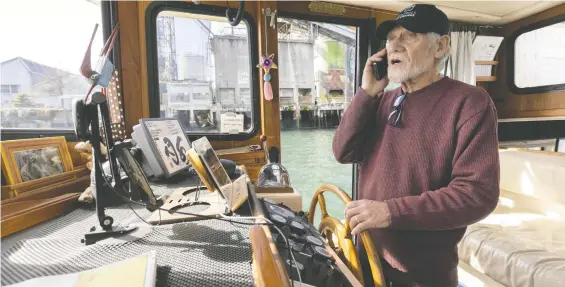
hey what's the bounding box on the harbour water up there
[280,129,352,224]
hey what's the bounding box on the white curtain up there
[447,31,476,85]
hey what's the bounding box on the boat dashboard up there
[0,136,363,287]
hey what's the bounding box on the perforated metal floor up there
[1,204,254,286]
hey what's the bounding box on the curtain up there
[447,30,476,85]
[446,22,479,85]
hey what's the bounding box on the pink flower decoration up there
[257,54,278,73]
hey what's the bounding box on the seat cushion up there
[458,205,565,287]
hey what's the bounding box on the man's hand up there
[345,199,391,235]
[361,49,389,97]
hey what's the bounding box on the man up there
[333,4,500,287]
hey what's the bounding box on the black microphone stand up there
[78,92,137,245]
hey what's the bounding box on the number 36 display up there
[132,118,192,179]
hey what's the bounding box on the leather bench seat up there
[458,150,565,287]
[458,207,565,286]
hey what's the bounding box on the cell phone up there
[372,55,388,81]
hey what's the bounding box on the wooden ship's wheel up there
[308,184,386,287]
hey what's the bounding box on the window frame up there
[507,13,565,95]
[145,2,260,141]
[0,1,118,141]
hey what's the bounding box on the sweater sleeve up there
[332,88,380,164]
[384,102,500,230]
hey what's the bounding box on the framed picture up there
[1,136,74,186]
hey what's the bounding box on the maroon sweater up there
[333,77,500,287]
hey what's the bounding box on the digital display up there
[191,137,232,189]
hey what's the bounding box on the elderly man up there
[333,4,500,287]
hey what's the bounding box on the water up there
[280,129,352,224]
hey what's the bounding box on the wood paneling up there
[280,1,373,19]
[2,175,89,204]
[256,1,281,159]
[278,1,397,24]
[1,175,89,237]
[216,147,265,182]
[118,1,146,135]
[1,193,81,238]
[489,3,565,119]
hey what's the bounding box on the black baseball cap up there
[376,4,449,39]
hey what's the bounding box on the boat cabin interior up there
[1,1,565,286]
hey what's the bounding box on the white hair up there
[426,32,450,72]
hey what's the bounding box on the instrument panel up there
[258,197,353,287]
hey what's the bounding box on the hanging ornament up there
[257,54,277,101]
[258,8,278,101]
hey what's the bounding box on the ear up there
[435,35,450,59]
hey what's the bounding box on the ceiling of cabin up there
[325,0,565,25]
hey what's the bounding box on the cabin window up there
[277,14,366,224]
[0,0,108,135]
[146,3,260,139]
[511,15,565,93]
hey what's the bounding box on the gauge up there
[268,204,295,218]
[290,220,306,234]
[313,246,332,260]
[270,214,286,225]
[306,235,324,246]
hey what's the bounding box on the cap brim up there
[375,20,397,39]
[375,19,424,39]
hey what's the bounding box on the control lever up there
[257,135,291,187]
[260,135,271,163]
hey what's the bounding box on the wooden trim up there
[250,225,291,287]
[475,61,498,65]
[217,148,265,164]
[497,108,565,119]
[259,220,291,286]
[2,193,78,220]
[1,173,88,237]
[2,175,90,205]
[498,116,565,122]
[138,1,151,129]
[279,1,384,20]
[503,3,565,33]
[118,1,145,135]
[476,76,497,82]
[257,1,282,160]
[1,193,80,238]
[1,167,89,199]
